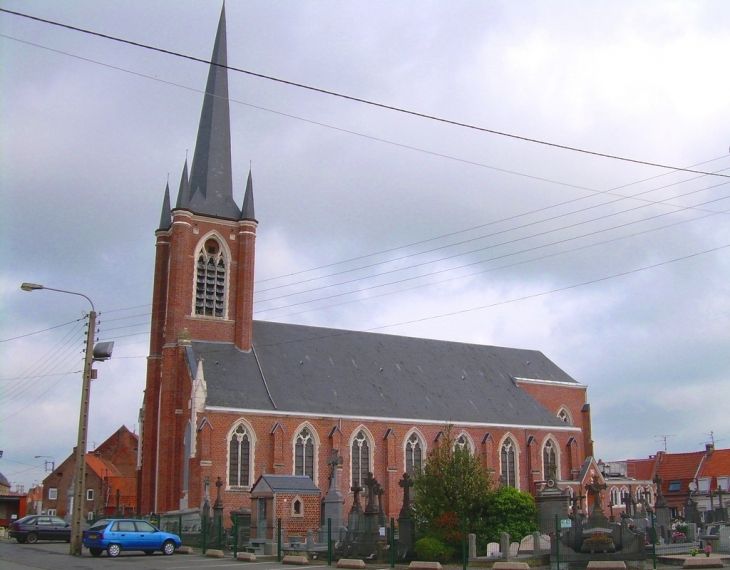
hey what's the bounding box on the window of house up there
[229,424,251,487]
[48,488,57,500]
[405,432,423,474]
[351,430,370,488]
[717,476,729,491]
[195,238,226,318]
[295,428,315,479]
[501,438,517,488]
[543,439,557,479]
[668,480,681,492]
[47,509,56,516]
[86,489,94,501]
[697,477,711,492]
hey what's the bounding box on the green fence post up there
[555,515,560,570]
[651,510,657,570]
[391,517,396,569]
[462,514,467,570]
[217,514,222,551]
[233,514,239,557]
[277,517,282,562]
[202,516,207,555]
[328,518,332,565]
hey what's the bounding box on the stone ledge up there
[337,559,367,569]
[205,549,225,558]
[409,562,443,570]
[586,562,627,570]
[175,546,194,554]
[237,552,257,561]
[283,554,309,565]
[683,558,724,569]
[493,563,531,570]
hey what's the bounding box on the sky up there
[1,0,729,493]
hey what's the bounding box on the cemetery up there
[152,449,729,568]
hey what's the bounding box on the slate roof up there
[192,320,580,429]
[251,474,321,496]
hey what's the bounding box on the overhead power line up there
[2,7,729,179]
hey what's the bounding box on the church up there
[137,5,596,522]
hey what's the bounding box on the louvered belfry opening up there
[195,238,226,318]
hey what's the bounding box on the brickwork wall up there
[181,409,585,526]
[274,493,321,538]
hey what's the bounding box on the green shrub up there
[414,536,456,562]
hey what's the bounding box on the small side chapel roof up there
[192,320,580,429]
[250,474,321,496]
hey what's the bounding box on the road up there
[0,538,332,570]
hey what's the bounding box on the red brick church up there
[137,5,596,522]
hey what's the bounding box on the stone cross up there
[363,472,378,513]
[399,472,414,519]
[586,475,607,514]
[214,475,224,509]
[351,484,363,513]
[327,449,343,490]
[622,492,635,517]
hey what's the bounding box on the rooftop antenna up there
[701,431,725,446]
[654,434,675,452]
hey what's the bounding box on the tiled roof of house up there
[86,454,121,478]
[656,451,704,494]
[697,447,730,489]
[627,457,657,481]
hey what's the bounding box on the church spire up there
[240,169,255,220]
[186,3,240,219]
[158,182,172,230]
[175,158,190,209]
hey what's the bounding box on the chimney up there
[705,443,714,456]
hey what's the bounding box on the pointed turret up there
[240,170,255,220]
[158,182,172,230]
[186,4,240,219]
[175,159,190,209]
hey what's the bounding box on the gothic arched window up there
[405,432,423,474]
[610,487,620,506]
[543,439,557,479]
[351,430,370,488]
[558,407,572,425]
[228,424,251,488]
[195,238,226,317]
[295,428,315,479]
[501,438,517,488]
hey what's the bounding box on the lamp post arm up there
[40,287,95,313]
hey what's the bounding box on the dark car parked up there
[83,519,182,557]
[9,515,72,543]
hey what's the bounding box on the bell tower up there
[138,3,256,514]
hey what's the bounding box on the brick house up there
[41,426,138,519]
[137,5,596,524]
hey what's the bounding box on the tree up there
[482,486,538,543]
[412,426,494,547]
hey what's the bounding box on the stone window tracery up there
[351,430,370,488]
[295,428,315,479]
[558,407,572,425]
[543,439,557,479]
[501,438,517,488]
[228,424,251,488]
[195,238,226,317]
[405,432,423,474]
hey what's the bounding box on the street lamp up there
[21,282,113,555]
[34,455,55,472]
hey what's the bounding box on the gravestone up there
[652,475,671,541]
[321,449,345,540]
[684,497,701,526]
[535,464,571,534]
[397,472,415,557]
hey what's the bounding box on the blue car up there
[83,519,181,557]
